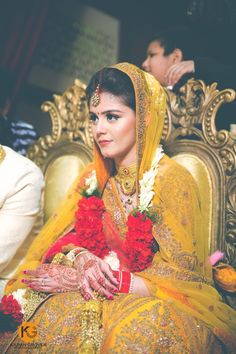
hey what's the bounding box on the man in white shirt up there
[0,145,44,296]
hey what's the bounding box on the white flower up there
[85,170,98,195]
[103,251,120,270]
[139,190,155,212]
[140,170,155,187]
[11,289,27,314]
[151,146,164,167]
[138,145,164,212]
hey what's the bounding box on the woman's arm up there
[23,251,119,300]
[132,275,150,296]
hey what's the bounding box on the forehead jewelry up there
[91,84,101,107]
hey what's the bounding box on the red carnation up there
[0,294,23,332]
[127,213,153,234]
[125,212,155,272]
[75,196,110,258]
[77,196,105,217]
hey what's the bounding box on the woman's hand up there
[75,251,119,301]
[165,60,195,87]
[22,264,78,293]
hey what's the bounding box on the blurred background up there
[0,0,236,135]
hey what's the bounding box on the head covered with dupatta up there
[88,62,166,194]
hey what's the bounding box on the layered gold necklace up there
[114,163,136,196]
[0,145,5,164]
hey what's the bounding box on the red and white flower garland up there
[45,146,164,272]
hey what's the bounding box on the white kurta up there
[0,146,44,295]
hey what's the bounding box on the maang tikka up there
[91,84,102,107]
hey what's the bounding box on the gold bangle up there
[74,250,90,263]
[52,252,73,267]
[66,247,86,262]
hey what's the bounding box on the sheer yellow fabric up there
[3,63,236,353]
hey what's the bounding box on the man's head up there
[142,27,191,86]
[0,68,15,116]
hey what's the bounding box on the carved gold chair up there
[162,80,236,307]
[27,79,93,222]
[162,80,236,263]
[28,77,236,306]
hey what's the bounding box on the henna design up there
[84,293,91,301]
[98,277,106,286]
[106,283,116,292]
[59,268,78,289]
[79,284,91,300]
[88,277,101,291]
[40,265,78,292]
[83,259,97,271]
[75,252,117,297]
[77,263,85,278]
[78,284,86,293]
[94,266,101,278]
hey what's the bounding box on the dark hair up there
[0,67,15,108]
[150,26,193,60]
[86,67,136,112]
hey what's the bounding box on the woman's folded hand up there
[22,264,78,293]
[74,251,119,301]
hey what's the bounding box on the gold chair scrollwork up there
[162,80,236,264]
[27,79,93,222]
[162,79,236,307]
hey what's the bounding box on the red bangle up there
[113,270,120,281]
[120,271,131,293]
[113,270,131,293]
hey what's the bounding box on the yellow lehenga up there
[2,63,236,353]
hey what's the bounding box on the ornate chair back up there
[162,79,236,274]
[28,79,93,222]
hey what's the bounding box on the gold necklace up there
[120,193,136,215]
[114,163,136,196]
[0,145,5,164]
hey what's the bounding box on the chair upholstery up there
[28,77,236,305]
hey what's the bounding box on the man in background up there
[0,145,44,296]
[142,26,236,91]
[0,67,38,156]
[142,26,236,130]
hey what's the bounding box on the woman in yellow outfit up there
[1,63,236,353]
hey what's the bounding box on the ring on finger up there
[78,285,87,295]
[98,277,106,286]
[97,285,104,293]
